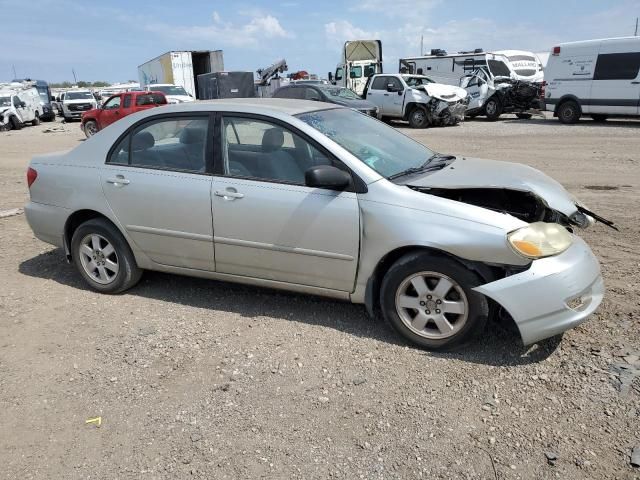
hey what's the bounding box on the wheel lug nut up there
[435,309,441,314]
[419,301,426,306]
[436,299,442,304]
[427,295,432,299]
[425,310,431,314]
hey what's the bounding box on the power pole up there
[635,17,638,36]
[420,35,424,56]
[72,68,77,84]
[12,64,17,79]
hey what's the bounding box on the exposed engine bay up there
[407,186,617,230]
[493,78,544,113]
[412,85,469,126]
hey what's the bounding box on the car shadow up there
[471,116,640,128]
[18,248,561,367]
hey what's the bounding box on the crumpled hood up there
[414,83,467,102]
[407,157,578,217]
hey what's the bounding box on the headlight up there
[507,222,573,259]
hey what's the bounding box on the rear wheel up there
[83,120,98,138]
[484,96,502,121]
[591,114,608,122]
[408,106,429,128]
[380,252,489,350]
[557,100,581,124]
[31,112,40,126]
[71,218,142,293]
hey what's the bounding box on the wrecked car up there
[461,68,544,120]
[24,99,609,350]
[363,74,468,128]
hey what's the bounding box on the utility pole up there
[12,64,17,79]
[72,68,77,84]
[635,17,638,36]
[420,35,424,56]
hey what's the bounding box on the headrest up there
[262,128,284,152]
[131,131,154,151]
[180,127,205,145]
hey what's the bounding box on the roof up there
[557,36,640,48]
[156,98,341,116]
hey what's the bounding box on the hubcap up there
[486,101,496,115]
[395,271,468,340]
[85,122,97,136]
[413,111,425,123]
[78,234,119,285]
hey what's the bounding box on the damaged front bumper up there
[474,236,603,345]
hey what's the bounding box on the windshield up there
[152,85,188,96]
[66,91,94,100]
[317,86,360,100]
[404,76,435,87]
[0,96,11,107]
[487,59,512,77]
[36,86,50,103]
[297,108,435,178]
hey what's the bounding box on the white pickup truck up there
[362,74,468,128]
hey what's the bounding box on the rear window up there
[594,52,640,80]
[136,93,166,106]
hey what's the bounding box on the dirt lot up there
[1,115,639,480]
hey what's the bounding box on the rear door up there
[210,114,360,291]
[590,40,640,115]
[101,114,215,271]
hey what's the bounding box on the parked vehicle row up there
[25,99,610,350]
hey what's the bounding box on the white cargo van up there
[544,36,640,123]
[0,82,43,130]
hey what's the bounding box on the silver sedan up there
[24,99,606,349]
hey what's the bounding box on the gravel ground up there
[1,114,639,479]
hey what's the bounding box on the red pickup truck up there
[81,91,167,138]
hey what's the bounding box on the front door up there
[590,41,640,115]
[99,95,123,128]
[101,114,215,271]
[367,76,404,117]
[211,114,360,292]
[461,70,490,111]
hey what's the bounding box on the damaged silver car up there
[363,73,468,128]
[24,99,609,350]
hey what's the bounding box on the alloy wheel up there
[78,234,119,284]
[395,271,469,339]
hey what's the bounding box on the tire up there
[31,112,40,126]
[71,218,142,293]
[408,106,429,128]
[591,114,608,123]
[483,96,502,121]
[83,120,98,138]
[9,116,22,130]
[63,115,71,122]
[516,113,532,119]
[557,100,581,124]
[380,252,489,350]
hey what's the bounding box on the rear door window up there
[122,94,132,108]
[594,52,640,80]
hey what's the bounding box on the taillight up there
[552,46,561,56]
[540,80,546,99]
[27,167,37,188]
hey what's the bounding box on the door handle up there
[214,190,244,200]
[383,93,390,96]
[106,175,130,186]
[631,81,640,84]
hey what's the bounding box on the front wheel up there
[408,107,429,128]
[83,120,98,138]
[380,252,489,350]
[9,116,22,130]
[71,218,142,293]
[31,112,40,126]
[484,97,502,121]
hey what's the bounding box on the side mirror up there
[328,72,333,82]
[305,165,351,190]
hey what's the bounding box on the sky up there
[2,0,640,83]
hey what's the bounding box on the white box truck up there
[138,50,224,99]
[330,40,383,96]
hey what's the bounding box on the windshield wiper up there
[387,153,455,180]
